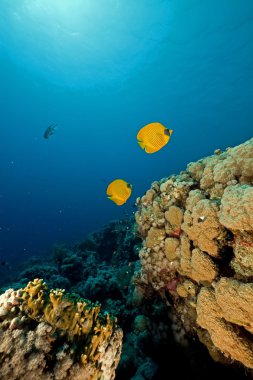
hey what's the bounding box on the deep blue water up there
[0,0,253,266]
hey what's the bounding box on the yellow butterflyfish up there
[106,179,132,206]
[137,122,173,153]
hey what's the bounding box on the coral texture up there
[1,219,167,380]
[0,279,122,380]
[135,138,253,370]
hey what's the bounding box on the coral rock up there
[135,138,253,371]
[0,279,122,380]
[219,184,253,231]
[196,287,253,369]
[190,248,218,283]
[146,227,166,248]
[215,278,253,333]
[164,238,179,261]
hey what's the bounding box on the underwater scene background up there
[0,1,253,379]
[1,0,253,265]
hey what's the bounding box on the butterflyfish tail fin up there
[138,140,145,150]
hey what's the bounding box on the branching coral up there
[0,279,122,380]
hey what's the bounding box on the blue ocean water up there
[0,0,252,266]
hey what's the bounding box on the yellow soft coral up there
[20,278,47,318]
[0,283,122,380]
[20,279,120,370]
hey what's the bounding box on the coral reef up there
[135,138,253,371]
[1,219,165,379]
[2,207,251,379]
[0,279,122,380]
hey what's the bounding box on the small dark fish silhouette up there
[43,124,57,139]
[1,261,11,270]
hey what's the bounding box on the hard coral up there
[135,138,253,371]
[0,279,122,380]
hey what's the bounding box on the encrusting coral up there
[0,279,122,380]
[135,138,253,371]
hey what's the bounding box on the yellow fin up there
[138,140,145,150]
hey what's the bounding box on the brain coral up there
[0,279,122,380]
[135,138,253,370]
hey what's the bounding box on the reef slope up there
[135,138,253,370]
